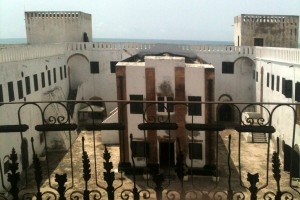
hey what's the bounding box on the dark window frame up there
[189,143,202,160]
[90,61,100,74]
[25,76,31,95]
[222,62,234,74]
[284,80,293,98]
[8,81,15,102]
[131,141,149,157]
[188,96,202,116]
[47,70,51,86]
[64,65,67,78]
[60,66,63,80]
[130,94,144,114]
[295,82,300,102]
[0,84,3,104]
[33,74,38,91]
[41,72,45,88]
[53,68,57,83]
[267,73,270,87]
[17,80,24,99]
[110,61,118,73]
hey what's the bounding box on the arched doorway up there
[218,104,233,122]
[67,54,89,90]
[217,94,234,123]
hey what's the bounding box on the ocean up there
[0,38,233,46]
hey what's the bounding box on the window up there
[41,72,45,88]
[222,62,234,74]
[130,95,143,114]
[90,61,99,74]
[158,96,164,112]
[0,84,3,105]
[47,70,51,86]
[53,68,57,83]
[17,80,23,99]
[60,66,63,80]
[253,70,255,80]
[276,76,280,92]
[256,71,258,82]
[131,141,149,157]
[254,38,264,46]
[189,143,202,160]
[64,65,67,78]
[284,80,293,98]
[33,74,38,91]
[188,96,202,116]
[267,73,270,87]
[295,82,300,102]
[25,76,31,95]
[8,81,14,102]
[110,61,118,73]
[157,96,174,112]
[271,75,274,90]
[167,97,174,112]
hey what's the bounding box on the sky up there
[0,0,299,41]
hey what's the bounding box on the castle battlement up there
[238,14,299,24]
[25,11,91,20]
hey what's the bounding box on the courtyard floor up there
[22,129,300,199]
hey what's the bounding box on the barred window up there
[222,62,234,74]
[189,143,202,160]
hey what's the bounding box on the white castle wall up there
[0,53,69,190]
[25,12,92,44]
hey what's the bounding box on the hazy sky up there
[0,0,299,41]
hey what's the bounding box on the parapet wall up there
[239,14,298,24]
[25,11,91,19]
[0,44,65,63]
[1,43,299,65]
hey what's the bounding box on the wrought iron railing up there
[0,100,299,200]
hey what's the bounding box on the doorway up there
[218,104,234,122]
[159,142,175,168]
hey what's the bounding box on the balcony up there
[0,100,299,200]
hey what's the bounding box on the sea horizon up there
[1,38,299,47]
[0,38,234,46]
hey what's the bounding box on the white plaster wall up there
[101,109,119,144]
[255,60,300,149]
[0,54,69,191]
[125,65,146,167]
[185,65,206,167]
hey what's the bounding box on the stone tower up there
[25,11,92,44]
[234,14,299,48]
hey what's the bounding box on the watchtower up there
[234,14,299,48]
[25,11,92,44]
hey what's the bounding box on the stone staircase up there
[252,132,267,143]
